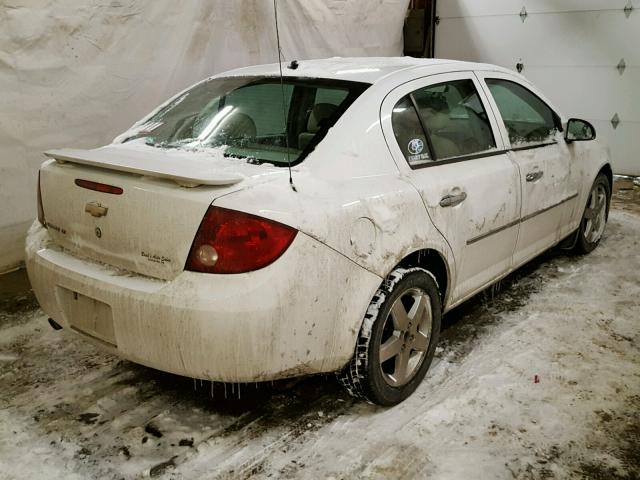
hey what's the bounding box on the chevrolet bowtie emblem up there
[85,202,108,218]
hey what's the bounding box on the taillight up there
[37,171,46,227]
[186,207,297,274]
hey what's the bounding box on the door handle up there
[526,171,544,182]
[439,191,467,207]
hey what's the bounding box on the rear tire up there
[338,267,441,406]
[574,173,610,254]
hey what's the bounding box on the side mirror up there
[565,118,596,143]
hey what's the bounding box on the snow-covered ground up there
[1,201,639,479]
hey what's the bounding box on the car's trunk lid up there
[39,143,282,280]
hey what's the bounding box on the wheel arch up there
[597,163,613,223]
[394,248,451,308]
[598,163,613,193]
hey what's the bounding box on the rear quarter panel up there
[214,84,455,302]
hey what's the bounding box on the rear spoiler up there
[44,147,244,188]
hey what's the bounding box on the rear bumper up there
[25,222,381,382]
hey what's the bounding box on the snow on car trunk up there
[39,142,283,280]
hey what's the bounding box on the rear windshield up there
[124,76,369,166]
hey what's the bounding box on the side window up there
[391,79,496,165]
[485,79,560,147]
[412,79,496,160]
[391,96,431,166]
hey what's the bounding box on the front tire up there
[574,173,611,254]
[338,267,441,406]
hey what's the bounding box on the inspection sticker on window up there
[407,138,430,163]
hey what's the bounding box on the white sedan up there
[27,58,611,405]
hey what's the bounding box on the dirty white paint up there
[26,223,382,381]
[44,145,246,187]
[3,207,640,479]
[377,61,609,310]
[0,0,409,272]
[435,0,640,175]
[27,59,612,383]
[380,69,520,300]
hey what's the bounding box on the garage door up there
[435,0,640,176]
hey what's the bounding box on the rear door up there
[476,72,580,265]
[381,71,520,305]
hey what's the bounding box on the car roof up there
[218,57,515,85]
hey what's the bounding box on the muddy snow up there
[1,201,639,479]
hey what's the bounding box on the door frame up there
[472,70,567,150]
[380,70,510,172]
[380,70,521,306]
[473,70,581,263]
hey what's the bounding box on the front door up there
[477,73,580,265]
[381,71,521,306]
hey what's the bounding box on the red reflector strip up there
[75,179,123,195]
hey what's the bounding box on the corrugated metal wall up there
[435,0,640,175]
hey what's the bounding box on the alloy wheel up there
[378,287,432,387]
[583,184,607,244]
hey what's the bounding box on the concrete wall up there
[0,0,409,273]
[435,0,640,176]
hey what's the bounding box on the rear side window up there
[391,97,431,166]
[485,79,560,147]
[391,79,496,165]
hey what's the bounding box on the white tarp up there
[0,0,408,272]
